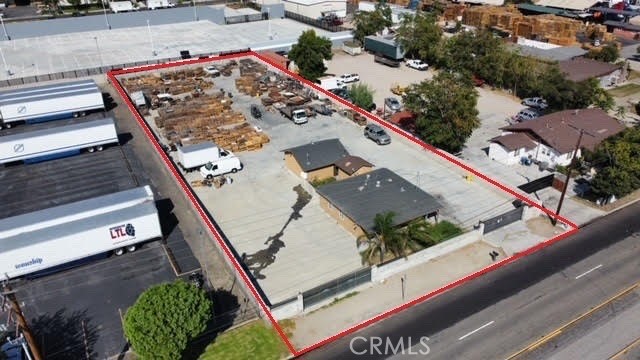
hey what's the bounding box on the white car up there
[340,73,360,83]
[203,65,220,77]
[406,59,429,70]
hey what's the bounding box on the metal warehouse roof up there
[0,80,100,106]
[0,201,158,252]
[534,0,598,11]
[0,185,154,239]
[316,168,442,234]
[0,117,116,142]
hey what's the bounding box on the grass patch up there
[310,177,336,188]
[198,321,290,360]
[608,83,640,97]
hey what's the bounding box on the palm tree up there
[404,218,435,250]
[358,211,406,265]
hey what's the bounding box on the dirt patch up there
[526,216,566,237]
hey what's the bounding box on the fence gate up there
[481,205,525,234]
[518,174,554,194]
[302,267,371,309]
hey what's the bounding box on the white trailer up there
[0,80,105,129]
[0,186,154,239]
[0,186,162,280]
[109,1,135,12]
[0,118,119,165]
[315,76,346,91]
[130,91,147,108]
[147,0,173,9]
[175,141,221,172]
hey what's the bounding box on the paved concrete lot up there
[14,242,176,360]
[0,19,343,80]
[325,51,435,112]
[133,57,517,304]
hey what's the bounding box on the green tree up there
[124,281,212,360]
[68,0,83,14]
[403,71,480,153]
[586,127,640,198]
[395,11,442,65]
[288,30,333,83]
[358,211,405,265]
[352,2,392,44]
[349,83,375,111]
[586,44,620,63]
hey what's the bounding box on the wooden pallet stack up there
[514,15,584,46]
[462,5,523,30]
[235,75,263,97]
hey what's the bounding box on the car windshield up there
[375,130,386,135]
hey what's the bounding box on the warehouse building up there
[282,0,347,19]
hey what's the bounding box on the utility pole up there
[2,285,43,360]
[552,129,584,226]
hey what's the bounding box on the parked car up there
[513,108,540,122]
[364,123,391,145]
[384,97,401,112]
[203,65,220,77]
[406,59,429,70]
[330,88,353,103]
[340,73,360,83]
[522,97,548,110]
[310,103,334,116]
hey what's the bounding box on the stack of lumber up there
[462,5,523,30]
[514,15,584,46]
[239,58,268,76]
[235,75,263,97]
[220,60,238,77]
[443,3,467,22]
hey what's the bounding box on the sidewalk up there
[289,241,504,349]
[484,217,567,256]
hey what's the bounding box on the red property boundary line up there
[107,51,580,357]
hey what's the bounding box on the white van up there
[315,76,346,91]
[200,156,243,179]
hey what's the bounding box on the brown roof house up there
[558,57,624,87]
[283,139,349,182]
[489,108,625,167]
[316,168,442,238]
[333,155,374,180]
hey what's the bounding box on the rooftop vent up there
[376,181,380,188]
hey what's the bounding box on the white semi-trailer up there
[147,0,173,9]
[0,80,105,129]
[0,186,162,280]
[0,118,119,165]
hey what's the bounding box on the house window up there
[333,166,338,177]
[339,212,344,220]
[328,202,333,210]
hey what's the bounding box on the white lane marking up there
[458,321,495,341]
[575,264,603,280]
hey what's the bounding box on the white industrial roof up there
[458,0,505,5]
[534,0,598,10]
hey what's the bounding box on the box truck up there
[147,0,174,9]
[280,106,308,124]
[0,79,105,129]
[0,118,119,165]
[175,141,224,172]
[109,0,135,12]
[0,186,162,280]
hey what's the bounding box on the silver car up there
[364,124,391,145]
[384,97,402,112]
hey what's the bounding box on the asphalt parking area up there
[14,242,176,360]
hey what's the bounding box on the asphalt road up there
[298,201,640,360]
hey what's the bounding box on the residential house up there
[283,139,348,181]
[316,168,442,237]
[558,57,625,87]
[333,155,374,180]
[489,108,625,167]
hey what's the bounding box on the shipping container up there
[0,80,105,128]
[0,118,119,165]
[364,35,405,60]
[0,186,162,279]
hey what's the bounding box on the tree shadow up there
[156,198,179,237]
[181,288,241,360]
[241,184,312,280]
[29,309,98,360]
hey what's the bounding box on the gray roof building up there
[316,168,442,234]
[509,43,587,63]
[283,138,349,172]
